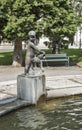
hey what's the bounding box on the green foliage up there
[0,0,32,40]
[0,0,80,43]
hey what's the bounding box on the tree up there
[40,0,80,53]
[0,0,32,66]
[0,0,80,65]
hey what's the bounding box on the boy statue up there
[25,30,45,75]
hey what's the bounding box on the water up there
[0,96,82,130]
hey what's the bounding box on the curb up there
[0,99,31,117]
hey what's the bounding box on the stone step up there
[0,99,31,117]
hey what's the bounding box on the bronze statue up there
[25,30,45,75]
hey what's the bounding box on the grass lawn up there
[45,49,82,65]
[0,52,13,65]
[61,49,82,63]
[0,49,82,65]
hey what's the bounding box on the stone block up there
[17,74,45,104]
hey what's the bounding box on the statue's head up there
[28,30,36,42]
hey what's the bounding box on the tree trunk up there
[52,44,60,54]
[12,38,22,67]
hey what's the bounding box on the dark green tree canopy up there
[0,0,80,41]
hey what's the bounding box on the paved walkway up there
[0,65,82,81]
[0,65,82,116]
[1,66,82,101]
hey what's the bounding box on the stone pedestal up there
[17,73,45,104]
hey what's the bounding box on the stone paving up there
[0,66,82,116]
[46,75,82,99]
[1,75,82,102]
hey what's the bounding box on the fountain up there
[17,30,46,104]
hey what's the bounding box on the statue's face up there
[29,35,36,43]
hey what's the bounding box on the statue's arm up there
[31,42,41,52]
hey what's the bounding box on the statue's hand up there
[37,51,45,59]
[40,51,45,56]
[34,57,40,62]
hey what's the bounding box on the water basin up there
[0,96,82,130]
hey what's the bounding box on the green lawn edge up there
[0,49,82,65]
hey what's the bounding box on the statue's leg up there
[25,56,31,74]
[25,59,35,75]
[25,62,31,74]
[39,60,44,72]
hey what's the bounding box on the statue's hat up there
[28,30,36,36]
